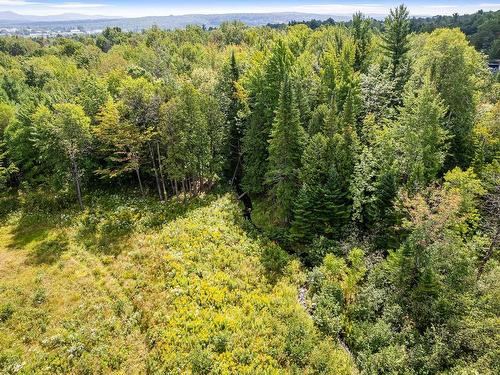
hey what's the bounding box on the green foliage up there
[381,4,410,79]
[351,12,372,72]
[95,98,146,185]
[473,101,500,170]
[309,248,366,337]
[242,39,294,195]
[410,28,488,168]
[291,133,351,244]
[266,75,306,224]
[395,77,449,192]
[0,12,498,374]
[261,242,290,281]
[0,304,13,323]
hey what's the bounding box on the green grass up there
[0,193,355,374]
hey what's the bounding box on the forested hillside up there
[0,4,499,374]
[283,9,500,58]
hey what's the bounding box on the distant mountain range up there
[0,11,357,31]
[0,11,120,23]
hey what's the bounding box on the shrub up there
[260,242,289,281]
[0,304,13,323]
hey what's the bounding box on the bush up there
[304,236,340,267]
[312,291,344,336]
[0,195,19,222]
[189,347,213,374]
[0,304,13,323]
[261,242,289,281]
[21,188,74,213]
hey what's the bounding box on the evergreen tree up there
[320,35,357,107]
[266,75,306,225]
[242,39,293,195]
[291,133,350,243]
[308,104,329,136]
[382,4,410,79]
[241,80,268,195]
[351,12,372,72]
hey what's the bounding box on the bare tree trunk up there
[71,158,83,210]
[193,176,198,196]
[174,179,179,202]
[149,143,164,201]
[182,179,187,205]
[156,141,167,199]
[135,167,145,197]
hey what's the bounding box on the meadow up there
[0,192,354,374]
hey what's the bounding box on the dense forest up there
[282,9,500,58]
[0,4,499,374]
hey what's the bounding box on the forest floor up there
[0,192,355,374]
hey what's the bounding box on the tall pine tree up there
[242,39,293,195]
[266,75,306,225]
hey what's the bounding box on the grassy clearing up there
[0,193,354,374]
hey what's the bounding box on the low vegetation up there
[0,193,354,373]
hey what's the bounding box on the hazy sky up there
[0,0,498,17]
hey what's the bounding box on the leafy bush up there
[260,242,289,281]
[0,195,18,223]
[0,304,13,323]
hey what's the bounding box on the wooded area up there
[0,4,499,374]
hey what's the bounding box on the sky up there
[0,0,499,18]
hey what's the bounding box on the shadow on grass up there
[228,193,295,285]
[0,194,20,225]
[6,211,71,251]
[4,187,222,257]
[77,191,220,256]
[25,234,69,265]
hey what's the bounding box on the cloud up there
[49,2,107,8]
[292,4,388,14]
[0,0,40,6]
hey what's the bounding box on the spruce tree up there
[382,4,410,79]
[382,4,410,105]
[291,133,350,243]
[242,40,293,195]
[351,12,372,72]
[266,75,306,225]
[241,70,268,195]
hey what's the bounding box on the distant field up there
[0,194,354,374]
